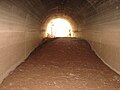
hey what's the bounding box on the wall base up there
[89,42,120,75]
[0,44,40,84]
[0,58,25,84]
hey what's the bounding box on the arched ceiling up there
[11,0,119,25]
[38,0,99,24]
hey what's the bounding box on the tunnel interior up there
[0,0,120,87]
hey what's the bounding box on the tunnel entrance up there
[46,18,73,38]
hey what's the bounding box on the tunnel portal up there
[46,18,73,38]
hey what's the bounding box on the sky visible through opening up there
[47,18,72,37]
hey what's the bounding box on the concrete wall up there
[81,0,120,74]
[0,1,45,83]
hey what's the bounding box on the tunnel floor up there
[0,38,120,90]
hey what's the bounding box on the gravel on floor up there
[0,38,120,90]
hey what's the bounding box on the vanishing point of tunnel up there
[0,0,120,90]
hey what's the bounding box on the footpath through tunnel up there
[0,38,120,90]
[0,0,120,90]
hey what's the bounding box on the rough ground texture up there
[0,38,120,90]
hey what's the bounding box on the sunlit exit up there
[46,18,72,37]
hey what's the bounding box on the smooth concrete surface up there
[80,2,120,74]
[81,25,120,75]
[0,1,46,83]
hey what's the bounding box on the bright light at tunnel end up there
[46,18,73,38]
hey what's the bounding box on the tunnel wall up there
[0,1,45,83]
[81,1,120,74]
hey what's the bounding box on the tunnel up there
[0,0,120,89]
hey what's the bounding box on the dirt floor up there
[0,38,120,90]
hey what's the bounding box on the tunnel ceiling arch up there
[40,0,98,23]
[41,12,78,31]
[11,0,118,26]
[11,0,109,24]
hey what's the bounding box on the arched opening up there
[46,18,73,38]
